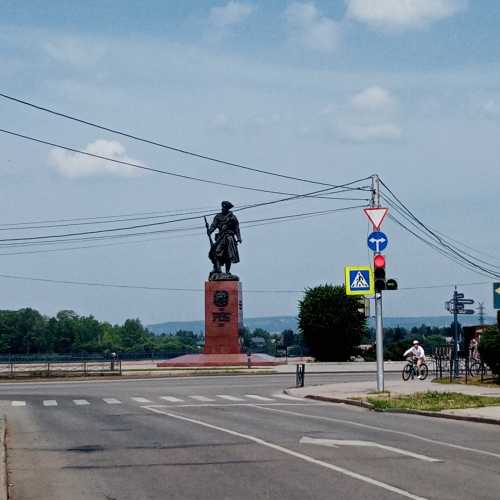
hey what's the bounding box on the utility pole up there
[477,302,485,326]
[372,174,384,392]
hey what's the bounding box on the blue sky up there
[0,1,499,324]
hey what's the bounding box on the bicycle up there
[402,358,428,381]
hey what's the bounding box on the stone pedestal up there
[204,280,242,355]
[157,278,281,367]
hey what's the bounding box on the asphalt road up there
[1,372,499,500]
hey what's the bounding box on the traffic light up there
[374,254,386,292]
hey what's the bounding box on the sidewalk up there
[287,377,500,425]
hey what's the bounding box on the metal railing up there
[432,346,489,383]
[0,357,122,378]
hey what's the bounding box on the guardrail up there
[432,346,489,383]
[0,358,122,378]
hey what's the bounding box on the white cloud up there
[286,2,340,52]
[351,85,396,113]
[209,1,255,28]
[345,0,467,30]
[49,140,143,178]
[338,123,402,142]
[481,99,500,117]
[42,37,105,66]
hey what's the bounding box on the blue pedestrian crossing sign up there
[367,231,388,252]
[344,266,374,296]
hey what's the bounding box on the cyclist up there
[403,340,426,379]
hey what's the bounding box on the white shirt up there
[404,345,425,359]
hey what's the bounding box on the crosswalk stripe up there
[189,396,215,402]
[73,399,90,406]
[245,395,274,401]
[160,396,184,403]
[43,400,58,407]
[217,395,244,401]
[103,398,122,405]
[272,394,305,401]
[131,397,151,403]
[11,401,26,407]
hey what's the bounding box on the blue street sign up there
[345,266,374,296]
[494,283,500,309]
[367,231,389,253]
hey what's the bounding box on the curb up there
[289,392,500,426]
[0,416,7,500]
[373,407,500,426]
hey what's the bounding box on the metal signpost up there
[445,289,475,377]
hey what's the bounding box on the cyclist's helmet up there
[413,340,419,345]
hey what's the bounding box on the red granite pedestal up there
[157,280,281,367]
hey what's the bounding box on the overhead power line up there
[0,128,372,204]
[380,181,500,279]
[0,271,490,295]
[0,91,343,188]
[0,204,367,248]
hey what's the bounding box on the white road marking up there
[73,399,90,406]
[103,398,122,405]
[144,407,428,500]
[160,396,184,403]
[189,396,215,402]
[256,406,500,460]
[43,400,57,407]
[245,395,274,401]
[300,437,441,463]
[11,401,26,407]
[217,395,244,401]
[131,397,151,403]
[272,393,308,401]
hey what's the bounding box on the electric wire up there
[0,91,351,188]
[380,182,500,278]
[0,204,367,250]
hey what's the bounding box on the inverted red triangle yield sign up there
[364,207,388,230]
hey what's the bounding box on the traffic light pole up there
[372,175,384,392]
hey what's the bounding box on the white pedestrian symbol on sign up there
[351,271,369,289]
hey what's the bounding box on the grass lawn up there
[432,377,500,388]
[367,391,500,412]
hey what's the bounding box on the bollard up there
[247,351,251,369]
[296,363,305,387]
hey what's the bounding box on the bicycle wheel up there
[419,364,429,380]
[402,364,413,381]
[469,361,481,376]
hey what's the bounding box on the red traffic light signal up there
[374,254,386,291]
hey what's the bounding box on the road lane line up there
[73,399,90,406]
[299,437,441,463]
[256,406,500,460]
[189,396,215,402]
[144,406,428,500]
[43,400,57,407]
[245,395,274,401]
[217,395,244,402]
[160,396,184,403]
[131,397,151,403]
[103,398,122,405]
[11,401,26,407]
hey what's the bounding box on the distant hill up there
[147,315,495,335]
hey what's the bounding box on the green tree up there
[478,326,500,377]
[298,284,366,361]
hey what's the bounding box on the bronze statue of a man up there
[206,201,242,278]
